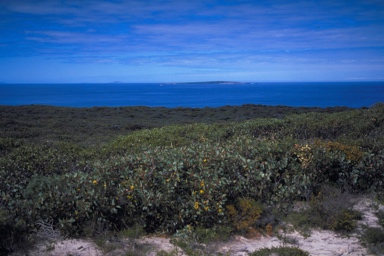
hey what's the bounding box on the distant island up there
[166,81,254,85]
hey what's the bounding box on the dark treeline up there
[0,104,352,146]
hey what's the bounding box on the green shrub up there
[117,223,146,240]
[329,209,362,232]
[361,227,384,255]
[286,185,362,234]
[170,224,232,256]
[376,210,384,228]
[362,227,384,244]
[249,246,310,256]
[193,225,232,244]
[284,212,312,237]
[310,186,362,232]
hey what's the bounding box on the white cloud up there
[1,0,384,82]
[25,30,125,44]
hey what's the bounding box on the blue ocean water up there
[0,82,383,108]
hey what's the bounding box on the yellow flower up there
[218,208,222,213]
[127,195,132,199]
[203,159,207,163]
[166,179,170,182]
[199,190,204,194]
[194,202,199,210]
[200,181,204,187]
[92,180,97,185]
[130,185,135,190]
[104,183,107,188]
[204,206,209,211]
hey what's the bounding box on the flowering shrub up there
[226,198,263,231]
[294,144,313,168]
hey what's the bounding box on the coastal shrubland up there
[0,103,383,254]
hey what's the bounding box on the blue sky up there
[1,0,384,83]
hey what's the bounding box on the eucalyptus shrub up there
[3,134,383,249]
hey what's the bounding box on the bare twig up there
[35,219,61,241]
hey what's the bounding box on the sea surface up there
[1,82,383,108]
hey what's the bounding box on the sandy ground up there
[11,197,383,256]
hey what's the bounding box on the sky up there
[1,0,384,83]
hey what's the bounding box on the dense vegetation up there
[0,104,351,146]
[0,103,383,254]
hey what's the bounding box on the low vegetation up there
[285,185,363,236]
[361,227,384,255]
[0,103,383,254]
[359,207,384,255]
[249,246,310,256]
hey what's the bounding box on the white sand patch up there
[11,239,103,256]
[215,230,369,256]
[354,197,384,230]
[10,197,383,256]
[139,236,182,252]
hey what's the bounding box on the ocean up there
[0,82,383,108]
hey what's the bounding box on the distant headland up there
[166,81,254,85]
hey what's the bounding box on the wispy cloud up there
[25,30,125,44]
[1,0,384,82]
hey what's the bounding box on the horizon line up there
[2,80,384,85]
